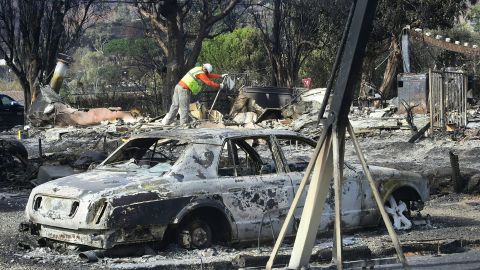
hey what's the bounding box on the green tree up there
[67,38,165,115]
[198,27,268,84]
[299,49,336,88]
[104,38,165,114]
[135,0,242,111]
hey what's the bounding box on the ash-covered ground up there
[1,124,480,269]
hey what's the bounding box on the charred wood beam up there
[450,151,465,193]
[408,122,431,143]
[410,31,480,56]
[401,99,419,132]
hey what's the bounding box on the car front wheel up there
[178,218,212,249]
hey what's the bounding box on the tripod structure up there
[266,1,410,269]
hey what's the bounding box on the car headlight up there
[87,199,108,224]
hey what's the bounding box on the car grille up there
[33,195,80,219]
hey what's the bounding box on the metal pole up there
[347,122,410,270]
[103,135,107,153]
[208,87,223,117]
[208,76,228,117]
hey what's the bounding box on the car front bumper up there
[23,223,168,249]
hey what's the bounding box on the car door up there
[339,163,364,229]
[274,136,333,231]
[217,137,293,242]
[275,136,364,232]
[0,95,11,128]
[252,135,295,240]
[0,95,23,129]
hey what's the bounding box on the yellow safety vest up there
[180,67,205,95]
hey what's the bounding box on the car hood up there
[31,168,175,200]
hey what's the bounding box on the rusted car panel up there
[25,128,429,249]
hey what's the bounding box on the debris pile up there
[1,82,479,191]
[28,85,138,127]
[0,139,33,184]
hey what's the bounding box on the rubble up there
[0,139,33,184]
[28,85,138,127]
[300,88,327,103]
[232,112,258,125]
[466,173,480,193]
[73,151,107,170]
[2,76,480,269]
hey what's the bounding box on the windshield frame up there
[99,137,190,171]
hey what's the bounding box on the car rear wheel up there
[384,195,412,230]
[178,218,212,249]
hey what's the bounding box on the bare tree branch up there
[0,0,104,111]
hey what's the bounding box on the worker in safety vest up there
[162,63,226,125]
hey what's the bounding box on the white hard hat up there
[203,63,213,73]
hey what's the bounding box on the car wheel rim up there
[384,195,412,230]
[191,227,208,247]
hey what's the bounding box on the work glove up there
[221,73,228,78]
[219,83,225,90]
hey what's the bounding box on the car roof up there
[130,128,308,145]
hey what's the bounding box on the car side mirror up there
[10,101,19,107]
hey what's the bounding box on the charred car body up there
[24,129,428,250]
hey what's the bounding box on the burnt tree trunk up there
[378,35,401,103]
[163,13,187,112]
[19,77,31,113]
[27,61,41,103]
[270,0,282,87]
[137,0,240,113]
[359,49,376,99]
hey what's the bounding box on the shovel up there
[208,76,234,117]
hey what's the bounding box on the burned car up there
[24,129,428,250]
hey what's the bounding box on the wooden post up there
[429,69,434,134]
[332,128,345,269]
[266,127,331,270]
[287,134,333,268]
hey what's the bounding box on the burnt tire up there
[178,219,212,249]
